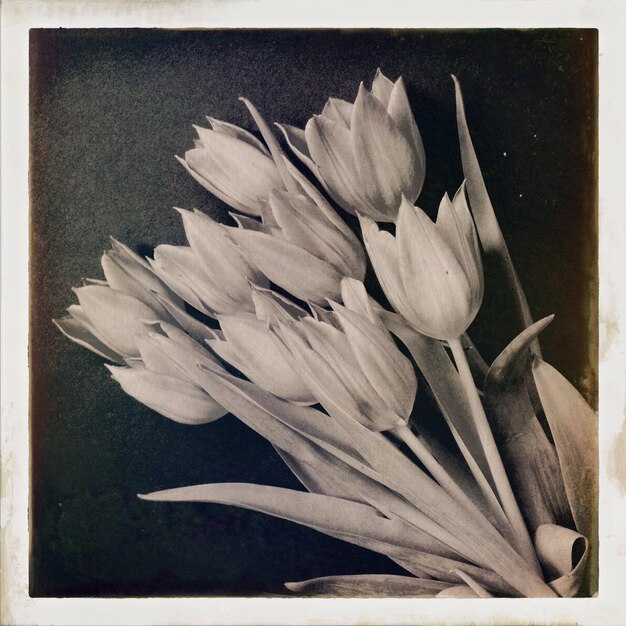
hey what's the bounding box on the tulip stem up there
[449,337,542,576]
[391,423,489,523]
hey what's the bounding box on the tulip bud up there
[271,296,417,431]
[279,69,425,222]
[148,209,268,317]
[227,160,366,305]
[207,312,317,405]
[360,185,484,341]
[55,236,188,361]
[176,118,285,216]
[105,321,227,426]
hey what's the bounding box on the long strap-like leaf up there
[453,75,538,357]
[284,574,450,597]
[191,365,556,597]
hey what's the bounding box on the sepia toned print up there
[30,29,597,598]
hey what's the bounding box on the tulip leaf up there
[532,360,598,544]
[141,482,432,552]
[453,75,538,351]
[484,318,572,532]
[534,524,589,597]
[272,446,458,560]
[284,574,451,597]
[437,585,479,598]
[193,365,555,598]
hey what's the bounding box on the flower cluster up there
[56,70,596,598]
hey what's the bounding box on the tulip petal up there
[183,130,283,214]
[308,301,340,328]
[275,123,320,176]
[351,84,419,212]
[149,245,214,315]
[144,326,224,390]
[321,97,354,128]
[331,303,417,421]
[300,318,399,430]
[271,322,366,427]
[213,314,316,404]
[176,154,260,217]
[305,115,372,217]
[74,285,156,358]
[178,209,267,301]
[397,198,472,340]
[229,228,343,304]
[269,190,365,278]
[151,292,216,343]
[371,68,395,107]
[250,283,308,323]
[100,250,179,320]
[358,214,412,321]
[436,190,483,316]
[205,117,270,156]
[339,277,379,326]
[194,129,284,199]
[109,237,151,269]
[136,333,187,378]
[387,76,425,192]
[54,313,124,363]
[107,364,225,425]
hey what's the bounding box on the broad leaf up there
[532,361,598,544]
[484,318,572,532]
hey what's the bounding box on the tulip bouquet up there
[55,70,596,598]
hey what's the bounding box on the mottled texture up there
[30,29,597,596]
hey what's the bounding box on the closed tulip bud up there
[176,117,285,216]
[360,183,483,341]
[106,323,227,425]
[207,312,317,405]
[271,293,417,431]
[279,69,425,222]
[148,209,268,317]
[227,160,366,305]
[54,239,184,362]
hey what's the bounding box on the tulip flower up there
[54,238,185,362]
[360,184,484,341]
[149,209,268,317]
[207,312,317,405]
[227,160,366,304]
[279,69,425,222]
[271,281,417,432]
[176,117,285,216]
[106,322,227,425]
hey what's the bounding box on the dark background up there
[30,29,597,597]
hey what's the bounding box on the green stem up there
[449,337,542,575]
